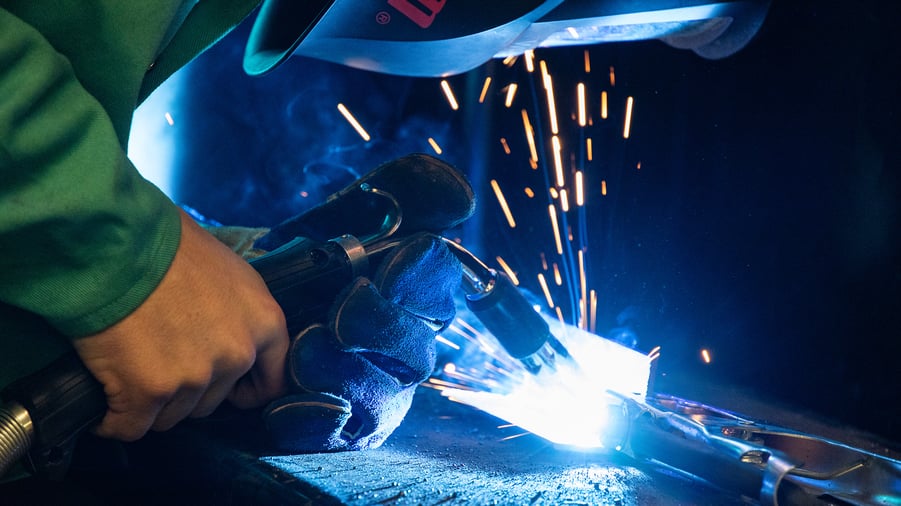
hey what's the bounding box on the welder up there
[0,0,770,487]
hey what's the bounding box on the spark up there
[583,50,591,73]
[428,137,443,154]
[497,423,516,429]
[502,55,517,67]
[540,252,548,271]
[479,77,492,103]
[504,83,518,108]
[579,250,587,327]
[440,80,459,110]
[524,187,535,198]
[436,335,460,350]
[500,432,532,442]
[490,179,516,228]
[601,91,608,119]
[164,112,174,126]
[552,136,564,187]
[601,180,607,196]
[589,290,598,333]
[648,346,662,362]
[524,50,535,72]
[637,160,642,170]
[623,96,634,139]
[521,109,539,166]
[609,66,616,87]
[566,26,579,39]
[537,273,554,308]
[559,189,570,212]
[336,103,371,141]
[545,72,559,134]
[553,263,563,286]
[548,204,563,255]
[575,171,585,206]
[701,348,712,364]
[586,138,593,161]
[495,256,520,285]
[500,137,511,154]
[577,83,587,127]
[549,187,559,199]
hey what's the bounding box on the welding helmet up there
[244,0,771,78]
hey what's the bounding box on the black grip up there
[465,272,551,359]
[250,236,359,336]
[3,352,105,478]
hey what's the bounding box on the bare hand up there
[72,211,288,441]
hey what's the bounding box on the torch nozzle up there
[443,239,570,374]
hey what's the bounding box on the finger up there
[228,332,288,409]
[95,399,165,442]
[189,377,234,419]
[151,382,208,431]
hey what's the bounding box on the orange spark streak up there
[490,179,516,228]
[336,103,371,141]
[428,137,443,154]
[537,273,554,308]
[590,289,598,333]
[560,189,569,212]
[586,138,593,161]
[504,83,518,108]
[524,187,535,198]
[440,80,459,110]
[524,50,535,72]
[496,256,520,285]
[500,137,511,154]
[548,204,563,255]
[549,187,559,199]
[583,50,591,73]
[552,136,564,187]
[701,348,712,364]
[540,252,548,271]
[601,179,607,196]
[553,263,562,286]
[601,91,608,119]
[577,83,587,127]
[575,171,585,206]
[609,66,616,87]
[521,109,538,165]
[546,74,559,134]
[479,77,492,103]
[623,96,634,139]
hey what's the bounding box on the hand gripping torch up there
[0,156,567,480]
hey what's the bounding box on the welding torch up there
[0,182,568,480]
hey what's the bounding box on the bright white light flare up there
[441,316,651,449]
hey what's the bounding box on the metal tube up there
[0,402,34,477]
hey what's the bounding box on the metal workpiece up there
[0,402,33,478]
[615,393,901,505]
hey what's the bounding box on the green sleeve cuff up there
[49,201,182,337]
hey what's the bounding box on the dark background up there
[170,1,900,442]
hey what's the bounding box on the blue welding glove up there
[263,231,462,452]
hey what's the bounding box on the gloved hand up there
[264,233,460,451]
[258,154,475,452]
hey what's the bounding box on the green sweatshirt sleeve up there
[0,7,181,337]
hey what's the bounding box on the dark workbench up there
[3,379,897,505]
